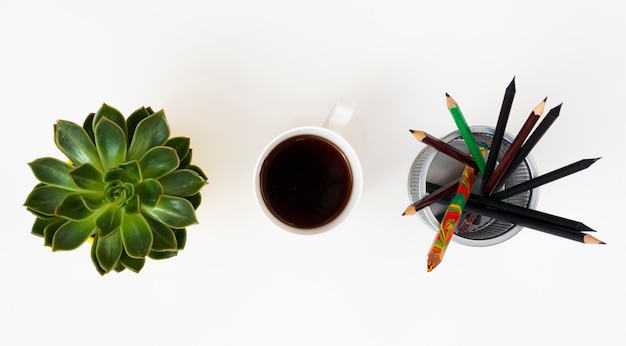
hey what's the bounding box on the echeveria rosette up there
[24,104,208,275]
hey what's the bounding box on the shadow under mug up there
[254,100,363,235]
[407,126,540,247]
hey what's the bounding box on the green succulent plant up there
[24,104,208,275]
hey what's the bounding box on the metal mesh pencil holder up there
[408,126,540,247]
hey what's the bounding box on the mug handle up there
[323,99,355,135]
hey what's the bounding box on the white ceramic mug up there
[254,100,363,235]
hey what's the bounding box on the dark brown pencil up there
[403,180,458,216]
[434,196,604,244]
[482,77,515,190]
[491,158,600,200]
[482,97,547,195]
[497,103,562,189]
[410,130,478,170]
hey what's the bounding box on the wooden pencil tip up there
[409,129,415,133]
[534,98,547,115]
[411,130,426,141]
[584,234,605,244]
[445,92,450,97]
[543,96,548,102]
[403,205,417,216]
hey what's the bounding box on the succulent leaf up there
[55,194,94,221]
[24,185,74,216]
[148,250,178,260]
[90,237,107,276]
[124,194,141,214]
[32,217,52,237]
[82,113,96,144]
[54,120,103,172]
[93,103,127,137]
[189,164,208,181]
[141,195,198,228]
[120,212,153,258]
[127,110,170,161]
[103,161,142,184]
[81,195,107,211]
[126,107,151,146]
[95,117,127,170]
[145,216,178,252]
[69,163,105,191]
[28,157,77,189]
[159,169,207,197]
[96,204,123,237]
[44,219,67,247]
[95,229,123,273]
[185,193,202,210]
[174,228,187,250]
[120,250,145,273]
[52,217,96,251]
[165,137,190,164]
[135,179,163,207]
[139,146,179,179]
[179,148,192,168]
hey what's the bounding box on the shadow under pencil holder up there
[408,126,540,247]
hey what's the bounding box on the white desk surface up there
[2,1,624,345]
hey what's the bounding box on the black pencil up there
[491,158,601,200]
[434,196,604,244]
[427,182,595,232]
[482,77,515,190]
[497,103,562,189]
[482,97,547,195]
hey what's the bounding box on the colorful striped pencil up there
[482,97,547,195]
[409,130,478,170]
[482,77,516,190]
[446,93,486,173]
[427,165,476,272]
[491,157,600,200]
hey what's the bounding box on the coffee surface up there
[260,135,353,229]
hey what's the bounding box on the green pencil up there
[446,93,486,174]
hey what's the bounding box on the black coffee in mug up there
[259,134,353,229]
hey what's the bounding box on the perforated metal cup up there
[407,126,540,247]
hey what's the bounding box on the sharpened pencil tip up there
[445,92,450,97]
[543,96,548,102]
[409,129,415,134]
[600,241,606,245]
[507,77,516,92]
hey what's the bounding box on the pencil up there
[409,130,478,170]
[490,158,601,200]
[482,77,515,190]
[434,196,605,244]
[427,181,595,232]
[427,165,476,272]
[498,103,562,188]
[468,193,596,233]
[402,180,458,216]
[446,93,486,173]
[482,97,547,195]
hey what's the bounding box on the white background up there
[2,1,624,345]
